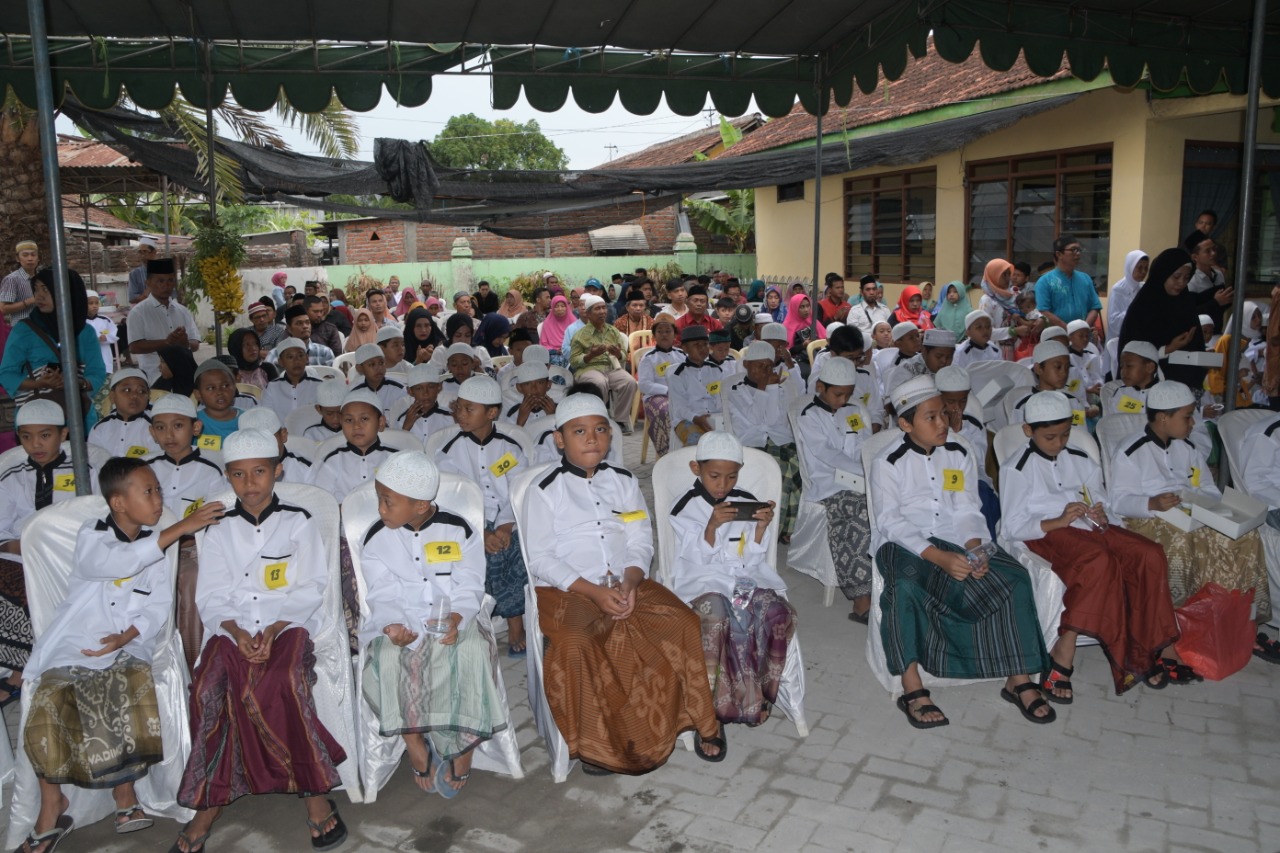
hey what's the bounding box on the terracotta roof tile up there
[56,135,146,169]
[60,196,148,232]
[596,114,763,169]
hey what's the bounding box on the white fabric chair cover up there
[490,355,513,371]
[1217,409,1280,626]
[307,365,343,381]
[285,405,323,437]
[0,728,13,805]
[1095,413,1146,486]
[285,435,318,464]
[785,397,837,606]
[6,497,192,848]
[332,352,357,378]
[652,446,808,737]
[966,360,1035,432]
[509,462,576,782]
[341,480,523,801]
[195,484,364,802]
[424,423,534,460]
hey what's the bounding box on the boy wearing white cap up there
[1103,340,1161,416]
[999,390,1189,699]
[668,431,795,727]
[239,407,312,483]
[872,322,923,398]
[303,378,348,442]
[637,316,685,457]
[870,375,1052,729]
[1007,341,1091,426]
[523,393,723,773]
[85,288,118,370]
[439,342,477,410]
[760,322,799,383]
[351,342,406,418]
[794,357,876,621]
[1109,381,1272,634]
[175,429,349,853]
[376,324,411,374]
[726,341,801,540]
[952,310,1001,369]
[668,325,725,447]
[808,326,885,429]
[358,451,507,798]
[436,376,529,657]
[391,364,454,442]
[935,365,1000,539]
[503,361,557,428]
[1066,319,1104,394]
[312,390,392,504]
[259,337,323,423]
[89,368,159,458]
[883,328,955,407]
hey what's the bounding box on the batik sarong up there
[642,395,671,458]
[692,589,795,725]
[0,555,31,670]
[763,439,800,538]
[484,523,525,620]
[821,490,873,599]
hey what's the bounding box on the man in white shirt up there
[847,275,892,341]
[0,239,40,323]
[125,258,201,382]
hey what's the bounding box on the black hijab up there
[226,327,278,380]
[445,312,474,344]
[153,345,198,396]
[1119,247,1206,387]
[31,267,88,344]
[403,307,445,363]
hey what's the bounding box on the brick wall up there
[64,233,309,278]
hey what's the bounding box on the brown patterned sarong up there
[536,579,719,775]
[0,554,32,670]
[24,652,162,788]
[692,589,795,725]
[175,536,200,675]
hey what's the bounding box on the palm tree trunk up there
[0,106,51,259]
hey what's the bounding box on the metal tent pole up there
[204,42,223,357]
[26,0,91,494]
[82,195,94,288]
[162,175,172,254]
[1221,0,1268,484]
[810,83,827,336]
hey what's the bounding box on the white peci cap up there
[891,321,918,342]
[15,399,65,427]
[458,375,502,406]
[1040,326,1068,342]
[150,393,197,418]
[695,430,743,464]
[1033,341,1069,364]
[817,356,857,387]
[922,329,956,348]
[376,325,403,344]
[375,450,440,501]
[1066,319,1091,335]
[109,368,148,388]
[934,365,971,393]
[964,309,990,330]
[522,344,551,365]
[891,375,939,412]
[760,323,787,342]
[554,392,608,428]
[406,364,445,387]
[1024,390,1073,424]
[276,336,307,354]
[316,378,348,407]
[341,388,383,412]
[743,341,775,362]
[222,428,279,463]
[1121,340,1161,363]
[514,361,549,384]
[445,342,475,361]
[354,343,383,364]
[238,407,282,434]
[1147,381,1196,411]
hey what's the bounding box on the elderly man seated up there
[569,294,637,434]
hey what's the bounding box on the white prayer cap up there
[817,356,857,387]
[1066,319,1091,335]
[138,236,158,249]
[754,313,772,325]
[406,364,445,387]
[15,399,65,427]
[922,328,957,348]
[341,388,383,412]
[150,393,197,418]
[1198,314,1214,328]
[354,343,383,364]
[515,361,549,384]
[1121,341,1161,363]
[238,406,282,434]
[760,323,787,342]
[696,430,743,464]
[376,325,402,344]
[276,336,307,354]
[827,321,844,333]
[1147,381,1196,411]
[316,378,348,407]
[109,368,148,388]
[1024,390,1073,424]
[458,375,502,406]
[579,294,605,311]
[934,365,971,393]
[445,342,474,361]
[891,321,918,342]
[375,450,440,501]
[1033,341,1069,364]
[964,310,989,330]
[892,375,939,412]
[522,344,550,365]
[1041,326,1068,342]
[85,289,101,300]
[743,341,775,362]
[554,392,608,428]
[223,429,279,463]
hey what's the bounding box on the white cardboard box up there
[975,375,1014,407]
[1189,486,1267,539]
[835,468,866,493]
[1169,350,1225,369]
[1156,502,1202,532]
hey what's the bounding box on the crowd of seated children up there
[392,364,454,443]
[883,328,956,405]
[668,325,724,448]
[872,322,923,398]
[192,359,244,450]
[870,375,1052,729]
[637,316,684,457]
[794,357,876,623]
[303,379,347,442]
[358,450,507,799]
[87,368,159,459]
[668,431,796,728]
[19,457,222,852]
[350,343,405,419]
[523,393,723,774]
[952,310,1001,370]
[259,337,323,424]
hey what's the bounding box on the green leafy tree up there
[684,115,754,253]
[430,113,568,171]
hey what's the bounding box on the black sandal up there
[1040,659,1074,705]
[580,761,615,777]
[306,799,347,852]
[694,723,727,763]
[1144,664,1168,689]
[1253,633,1280,664]
[20,815,73,853]
[847,610,869,625]
[1161,657,1203,684]
[1000,682,1057,724]
[167,825,210,853]
[895,688,949,729]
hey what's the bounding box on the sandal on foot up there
[1161,657,1203,684]
[409,745,437,795]
[507,643,527,659]
[306,799,347,852]
[1000,682,1057,724]
[1253,633,1280,664]
[19,815,73,853]
[1040,659,1074,705]
[580,761,615,777]
[896,688,949,730]
[1144,665,1169,689]
[168,825,210,853]
[847,609,869,625]
[694,723,727,763]
[434,757,468,800]
[114,805,153,834]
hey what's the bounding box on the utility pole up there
[605,144,618,161]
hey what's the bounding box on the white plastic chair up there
[652,446,808,737]
[967,360,1034,432]
[1217,409,1280,627]
[286,405,323,437]
[332,352,357,378]
[308,365,343,382]
[6,498,192,847]
[784,397,838,606]
[195,484,363,802]
[341,479,523,801]
[1095,413,1146,486]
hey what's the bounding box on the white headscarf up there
[1106,249,1148,342]
[1225,301,1263,341]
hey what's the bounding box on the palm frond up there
[275,94,361,159]
[215,101,288,150]
[162,99,245,204]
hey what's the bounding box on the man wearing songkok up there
[667,325,725,447]
[726,341,801,540]
[391,364,454,442]
[0,239,39,323]
[126,258,201,382]
[88,368,159,458]
[952,310,1001,368]
[259,337,323,423]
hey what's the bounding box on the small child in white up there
[952,310,1001,368]
[351,342,406,418]
[669,431,795,727]
[259,337,323,424]
[85,289,118,371]
[88,368,160,459]
[1066,319,1104,395]
[303,379,347,442]
[667,325,724,447]
[391,364,454,442]
[238,407,312,483]
[726,341,800,541]
[311,389,393,504]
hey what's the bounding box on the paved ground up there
[5,431,1280,853]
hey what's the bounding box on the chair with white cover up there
[652,446,808,736]
[195,483,363,802]
[5,498,192,848]
[967,360,1034,432]
[285,435,318,464]
[1217,408,1280,627]
[373,429,426,452]
[548,365,574,387]
[286,405,324,437]
[1095,413,1146,486]
[784,398,838,606]
[308,365,343,382]
[235,382,262,401]
[341,480,523,801]
[332,352,357,378]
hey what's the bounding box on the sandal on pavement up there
[847,610,869,625]
[694,723,727,763]
[1253,633,1280,664]
[434,757,469,800]
[896,688,949,730]
[1144,665,1169,689]
[167,824,209,853]
[306,799,347,852]
[580,762,615,776]
[18,815,73,853]
[1161,657,1203,684]
[409,746,437,795]
[1000,682,1057,725]
[114,805,153,834]
[1040,659,1074,705]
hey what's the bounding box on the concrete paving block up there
[627,810,698,853]
[680,814,767,850]
[863,755,932,785]
[838,772,886,812]
[1126,796,1209,829]
[959,784,1005,821]
[738,792,792,831]
[759,815,818,851]
[769,772,844,802]
[933,759,977,792]
[911,806,997,844]
[886,782,960,812]
[789,796,866,831]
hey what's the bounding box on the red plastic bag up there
[1173,583,1255,681]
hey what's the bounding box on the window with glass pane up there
[844,169,937,283]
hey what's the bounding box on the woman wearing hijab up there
[1119,248,1206,388]
[539,295,576,367]
[932,282,969,338]
[889,285,934,331]
[977,258,1019,332]
[152,345,198,398]
[782,293,827,349]
[392,286,419,319]
[403,306,446,366]
[226,327,277,389]
[498,289,526,322]
[445,312,475,346]
[473,313,511,358]
[1106,250,1149,345]
[763,286,787,322]
[344,308,379,353]
[0,267,106,429]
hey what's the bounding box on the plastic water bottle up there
[965,541,997,570]
[424,595,452,635]
[732,578,756,610]
[597,571,620,589]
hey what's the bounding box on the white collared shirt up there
[148,449,224,519]
[952,339,1001,369]
[667,359,724,423]
[436,427,527,527]
[1242,416,1280,509]
[126,294,199,381]
[0,450,95,542]
[638,347,685,398]
[88,411,159,458]
[351,377,406,419]
[999,439,1113,542]
[725,375,793,448]
[312,440,394,504]
[260,374,323,423]
[390,398,454,443]
[1109,426,1220,519]
[668,479,785,602]
[794,395,873,502]
[869,434,986,556]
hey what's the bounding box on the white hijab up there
[1225,301,1263,341]
[1112,249,1148,291]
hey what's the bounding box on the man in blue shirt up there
[1035,234,1102,331]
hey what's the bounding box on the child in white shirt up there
[726,341,800,542]
[85,289,118,371]
[303,378,347,443]
[952,310,1001,369]
[390,364,454,442]
[637,317,684,457]
[350,343,406,418]
[88,368,160,459]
